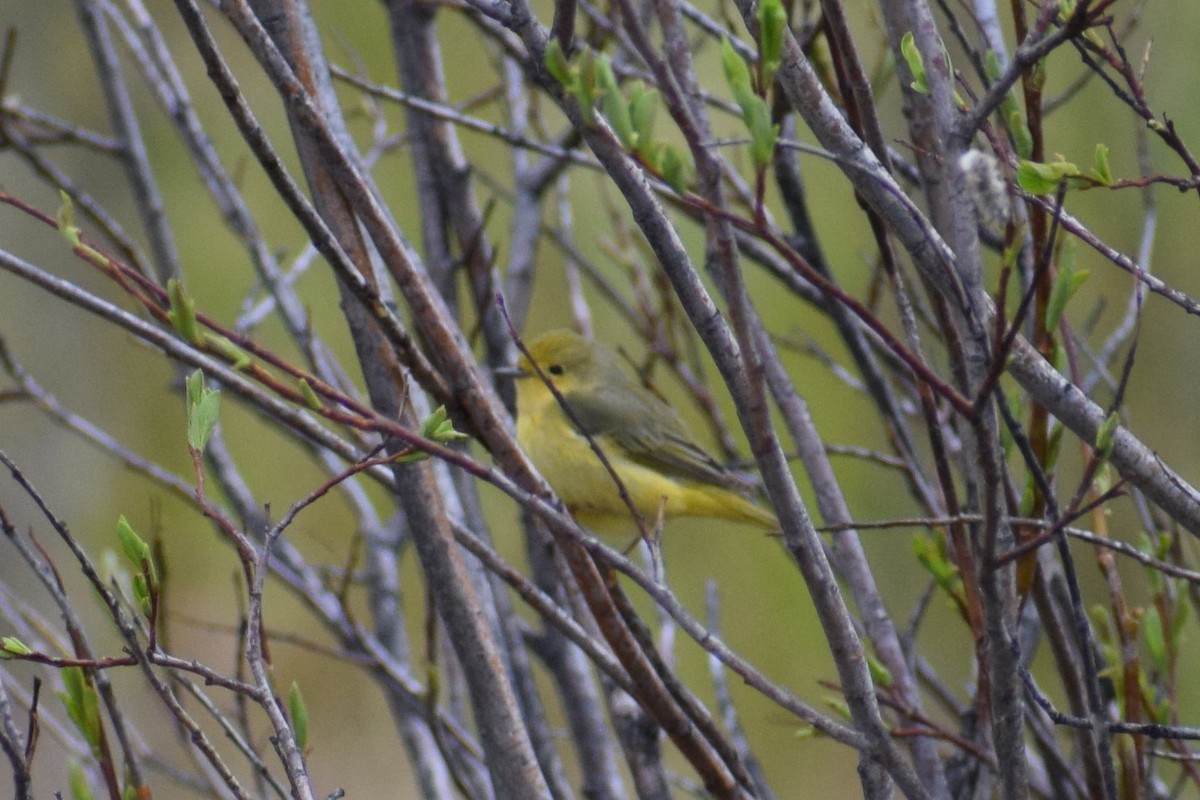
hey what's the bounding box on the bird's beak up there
[493,364,529,379]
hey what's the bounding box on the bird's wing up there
[560,384,737,488]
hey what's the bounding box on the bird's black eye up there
[548,364,564,376]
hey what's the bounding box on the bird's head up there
[514,329,609,390]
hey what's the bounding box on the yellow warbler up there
[507,329,777,532]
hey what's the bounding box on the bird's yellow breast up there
[515,381,773,531]
[516,389,626,506]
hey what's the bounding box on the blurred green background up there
[3,0,1200,796]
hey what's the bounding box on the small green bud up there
[0,637,32,657]
[185,370,221,453]
[57,190,81,248]
[203,333,253,370]
[596,56,636,149]
[900,33,928,94]
[544,39,572,88]
[1092,143,1113,186]
[421,406,470,443]
[757,0,787,88]
[1094,411,1120,459]
[1016,158,1082,195]
[299,378,324,411]
[656,144,691,193]
[115,515,155,584]
[167,279,202,345]
[628,82,658,158]
[289,681,309,751]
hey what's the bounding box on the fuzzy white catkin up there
[959,149,1012,230]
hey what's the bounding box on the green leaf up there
[986,50,1029,155]
[1094,411,1120,459]
[720,38,753,98]
[912,534,962,601]
[289,681,309,751]
[757,0,787,88]
[61,666,84,713]
[572,49,597,124]
[1170,592,1189,644]
[60,667,102,754]
[1016,158,1082,194]
[627,82,658,158]
[595,56,636,150]
[421,405,470,443]
[299,378,324,411]
[544,39,572,88]
[132,573,152,616]
[1046,419,1064,472]
[1045,239,1089,331]
[987,51,1029,156]
[115,515,157,586]
[1137,530,1160,561]
[866,653,894,688]
[167,278,202,345]
[744,96,779,171]
[1092,462,1113,496]
[69,762,96,800]
[593,53,616,92]
[185,370,221,454]
[656,144,692,193]
[1051,339,1068,373]
[1091,143,1113,186]
[984,50,1003,83]
[57,190,81,248]
[1019,472,1037,517]
[720,36,778,170]
[435,420,470,442]
[1137,531,1165,591]
[203,332,253,370]
[1144,605,1166,673]
[1030,59,1047,94]
[823,696,852,720]
[547,44,597,124]
[420,405,450,438]
[0,636,32,657]
[1089,604,1114,644]
[900,32,928,94]
[1008,110,1033,160]
[115,515,150,567]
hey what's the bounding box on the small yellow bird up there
[507,329,777,533]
